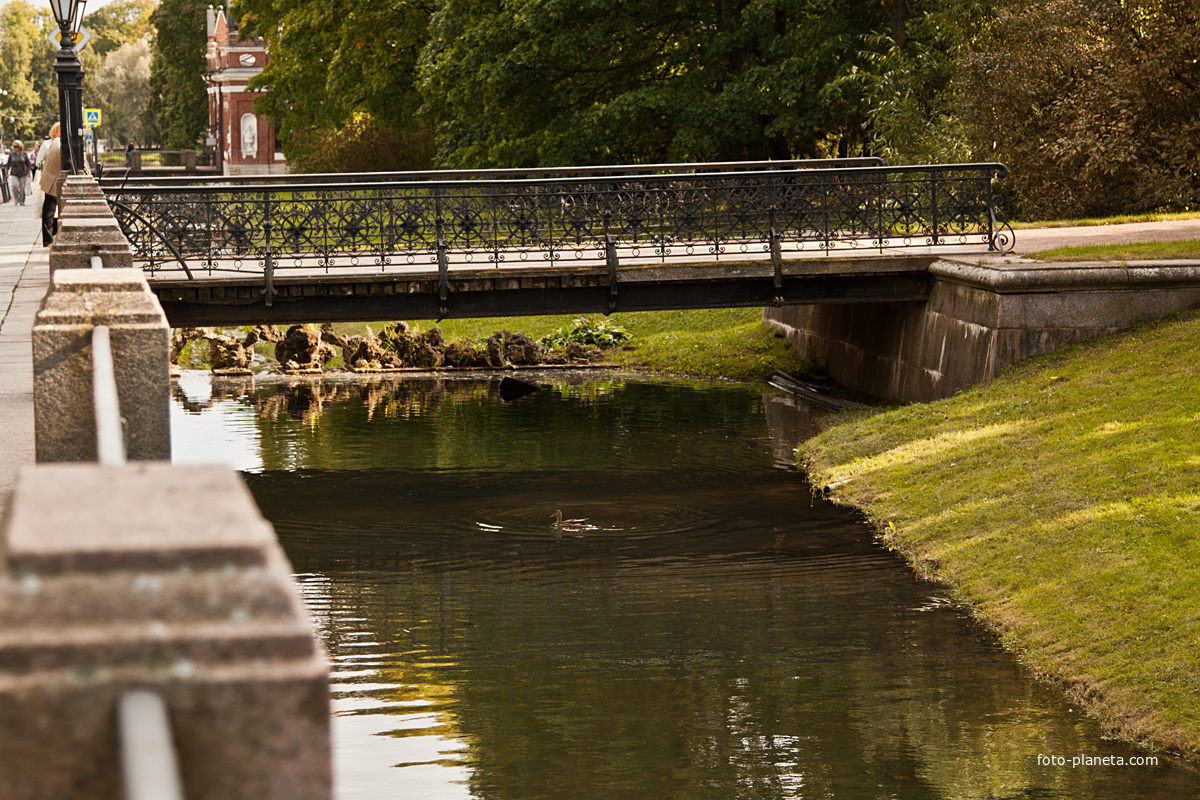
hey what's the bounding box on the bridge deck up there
[151,252,935,326]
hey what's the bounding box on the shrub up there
[539,316,631,350]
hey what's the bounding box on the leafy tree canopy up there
[234,0,435,170]
[149,0,208,148]
[0,1,59,142]
[215,0,1197,217]
[95,34,156,145]
[960,0,1200,218]
[86,0,155,58]
[848,1,991,166]
[419,0,888,168]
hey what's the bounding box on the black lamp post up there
[48,0,87,173]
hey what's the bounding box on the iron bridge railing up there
[101,160,1015,289]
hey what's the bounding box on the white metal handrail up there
[90,255,126,466]
[89,255,184,799]
[118,690,185,800]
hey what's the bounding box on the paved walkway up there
[1011,218,1200,255]
[0,198,48,516]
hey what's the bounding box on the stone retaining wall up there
[764,259,1200,402]
[8,176,334,799]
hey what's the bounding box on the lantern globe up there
[48,0,72,27]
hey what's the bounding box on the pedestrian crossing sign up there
[84,108,101,127]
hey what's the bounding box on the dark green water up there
[171,372,1197,800]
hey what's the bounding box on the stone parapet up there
[32,268,170,461]
[764,258,1200,402]
[0,463,332,800]
[49,175,134,271]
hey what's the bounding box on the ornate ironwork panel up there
[103,162,1014,279]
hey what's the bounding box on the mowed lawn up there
[802,310,1200,755]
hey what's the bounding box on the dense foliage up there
[0,0,161,148]
[87,0,155,58]
[540,317,632,350]
[960,0,1200,218]
[94,35,156,146]
[211,0,1200,217]
[0,1,58,142]
[5,0,1197,214]
[235,0,436,172]
[148,0,208,148]
[420,0,886,167]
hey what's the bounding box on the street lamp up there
[47,0,87,173]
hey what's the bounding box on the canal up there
[171,371,1197,799]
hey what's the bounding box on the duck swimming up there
[551,509,598,532]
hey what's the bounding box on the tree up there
[94,34,156,145]
[0,1,58,142]
[234,0,436,171]
[849,1,991,166]
[960,0,1200,218]
[418,0,890,168]
[149,0,208,148]
[86,0,155,59]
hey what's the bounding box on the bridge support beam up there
[765,259,1200,402]
[0,462,332,800]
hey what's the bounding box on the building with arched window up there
[205,5,287,175]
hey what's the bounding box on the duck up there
[551,509,597,532]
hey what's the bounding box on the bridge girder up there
[151,256,933,327]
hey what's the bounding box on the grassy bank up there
[1032,240,1200,262]
[1014,210,1200,229]
[333,308,811,381]
[801,310,1200,756]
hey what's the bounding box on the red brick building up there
[205,6,287,175]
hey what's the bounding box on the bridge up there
[99,159,1015,327]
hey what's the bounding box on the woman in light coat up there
[39,123,64,247]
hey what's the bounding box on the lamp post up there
[48,0,87,173]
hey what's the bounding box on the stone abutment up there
[764,259,1200,402]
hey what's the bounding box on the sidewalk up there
[1011,218,1200,255]
[0,198,48,516]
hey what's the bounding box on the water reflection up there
[171,373,1198,799]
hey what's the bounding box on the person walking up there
[39,123,64,247]
[7,141,32,206]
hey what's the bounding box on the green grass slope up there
[802,310,1200,755]
[335,308,810,381]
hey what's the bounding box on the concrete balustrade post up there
[32,267,170,461]
[0,463,333,800]
[49,175,134,272]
